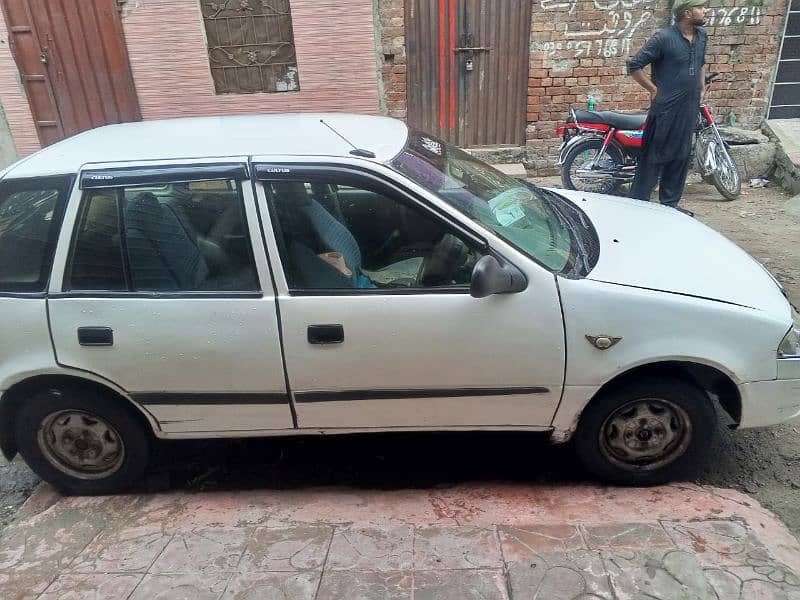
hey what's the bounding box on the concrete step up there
[492,163,528,179]
[765,119,800,194]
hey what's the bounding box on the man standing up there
[627,1,708,208]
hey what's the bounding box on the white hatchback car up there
[0,114,797,494]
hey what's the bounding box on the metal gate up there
[405,0,531,147]
[770,0,800,119]
[1,0,141,146]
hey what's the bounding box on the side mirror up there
[470,255,527,298]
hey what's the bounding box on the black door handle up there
[307,324,344,344]
[78,327,114,346]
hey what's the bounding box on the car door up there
[253,162,566,429]
[47,161,293,434]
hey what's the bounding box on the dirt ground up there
[1,175,798,538]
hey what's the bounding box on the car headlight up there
[778,307,800,358]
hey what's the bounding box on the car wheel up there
[573,377,716,485]
[15,387,150,495]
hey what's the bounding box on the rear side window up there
[66,179,260,292]
[0,177,71,292]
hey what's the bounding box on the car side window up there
[265,179,481,291]
[0,176,70,292]
[66,178,259,292]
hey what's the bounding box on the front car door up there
[252,160,566,430]
[47,160,293,435]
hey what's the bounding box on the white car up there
[0,114,797,494]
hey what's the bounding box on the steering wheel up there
[417,233,471,287]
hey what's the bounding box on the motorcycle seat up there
[573,109,648,131]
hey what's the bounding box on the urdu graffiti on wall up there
[538,0,763,59]
[537,0,656,59]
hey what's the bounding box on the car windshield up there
[389,132,574,272]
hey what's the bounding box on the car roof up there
[3,113,410,179]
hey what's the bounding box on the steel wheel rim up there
[598,398,692,471]
[715,146,739,193]
[37,410,125,479]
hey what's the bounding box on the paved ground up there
[2,480,800,599]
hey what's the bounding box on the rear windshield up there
[0,176,72,292]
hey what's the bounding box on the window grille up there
[200,0,300,94]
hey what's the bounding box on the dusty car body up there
[0,114,797,494]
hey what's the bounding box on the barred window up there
[200,0,300,94]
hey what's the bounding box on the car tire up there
[15,387,150,495]
[573,377,716,486]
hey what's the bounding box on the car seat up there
[270,182,372,288]
[124,192,209,290]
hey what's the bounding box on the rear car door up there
[0,176,72,400]
[47,161,293,435]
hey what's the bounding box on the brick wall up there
[527,0,789,173]
[376,0,790,175]
[376,0,407,119]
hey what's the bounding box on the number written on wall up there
[538,38,634,58]
[705,6,762,27]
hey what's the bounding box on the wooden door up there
[406,0,531,147]
[1,0,141,147]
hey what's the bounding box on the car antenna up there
[319,119,376,159]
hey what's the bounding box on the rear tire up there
[574,377,716,485]
[560,138,625,195]
[15,387,150,495]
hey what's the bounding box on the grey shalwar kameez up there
[627,25,707,207]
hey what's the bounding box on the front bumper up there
[738,376,800,428]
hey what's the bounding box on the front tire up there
[711,144,741,201]
[696,132,741,200]
[560,138,625,195]
[15,387,150,495]
[574,377,716,485]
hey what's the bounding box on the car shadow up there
[145,431,589,493]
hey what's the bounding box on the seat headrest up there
[271,181,311,207]
[125,192,164,232]
[127,191,161,213]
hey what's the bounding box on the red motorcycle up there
[555,72,741,200]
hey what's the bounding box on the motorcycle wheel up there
[560,138,625,195]
[710,143,741,201]
[696,133,741,201]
